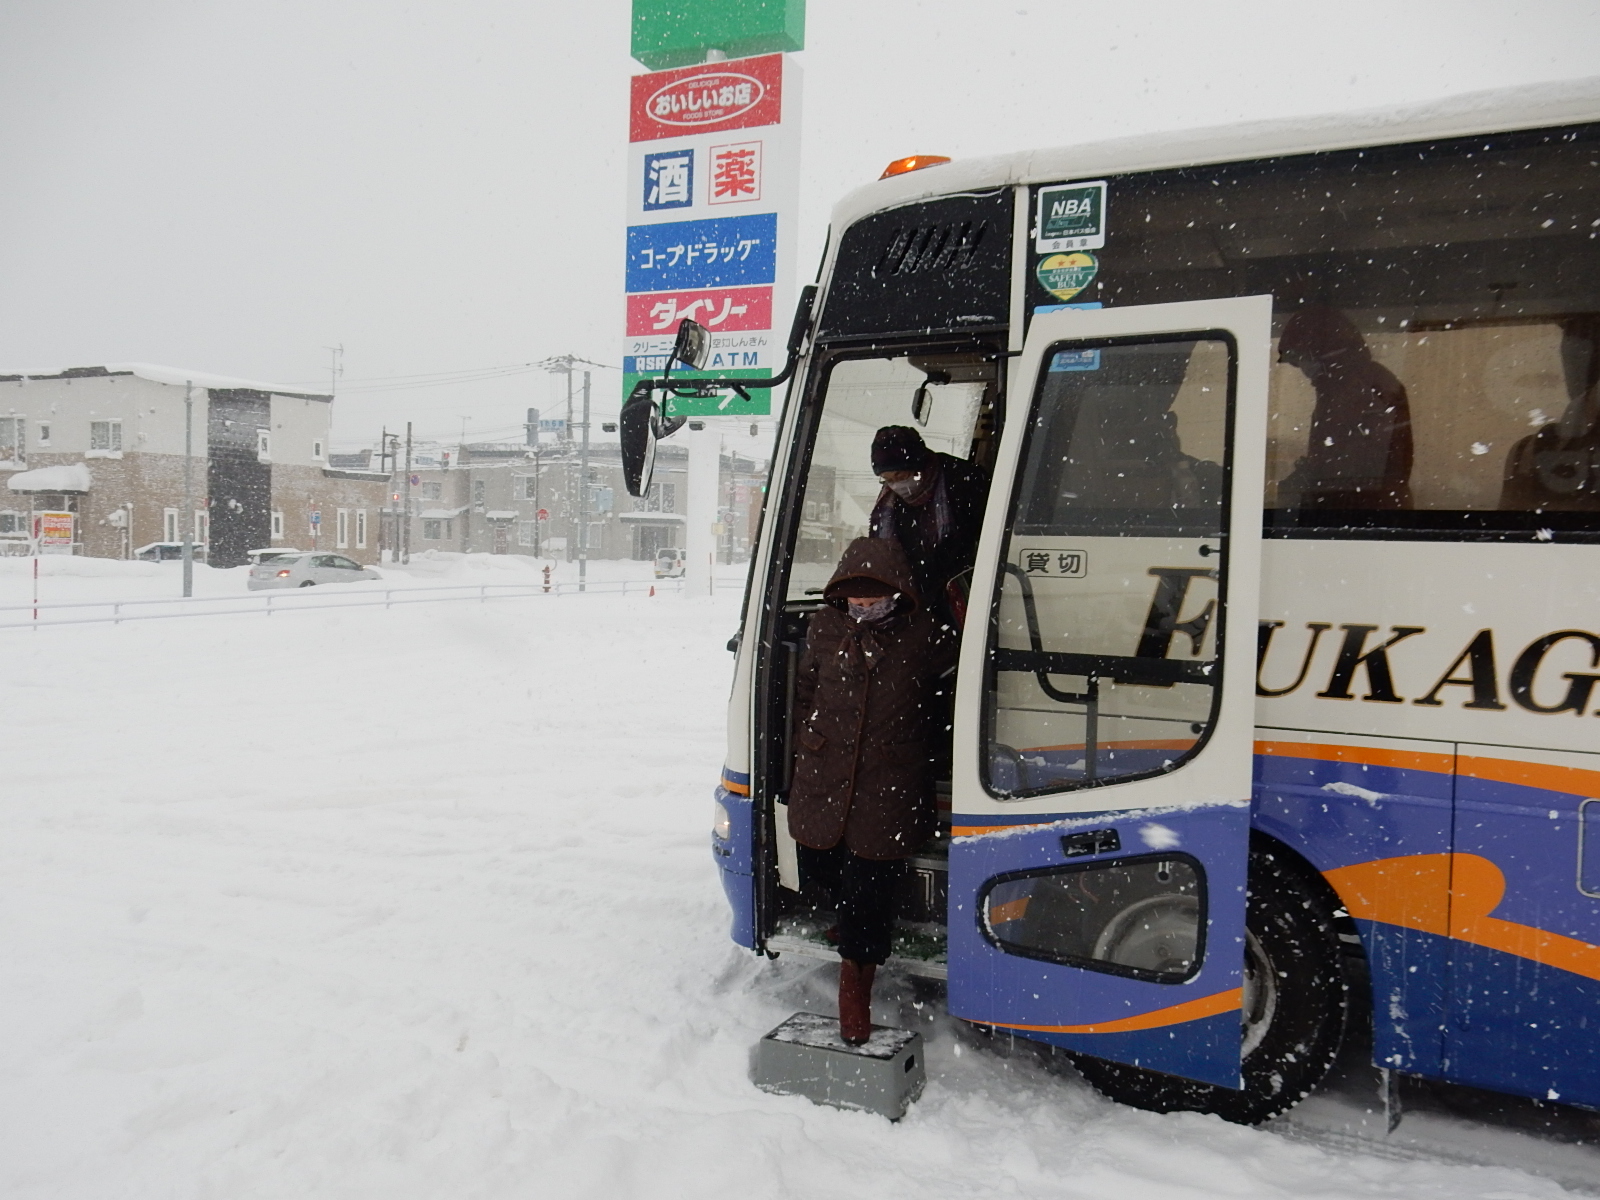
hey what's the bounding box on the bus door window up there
[985,336,1231,797]
[785,353,995,604]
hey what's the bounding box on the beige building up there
[0,364,389,565]
[395,440,766,563]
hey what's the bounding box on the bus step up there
[751,1011,926,1121]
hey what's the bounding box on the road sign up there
[536,509,550,522]
[36,511,73,552]
[311,510,321,526]
[410,474,420,486]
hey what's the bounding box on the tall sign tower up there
[623,0,805,420]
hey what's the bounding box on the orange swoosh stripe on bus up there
[1254,739,1455,775]
[977,987,1243,1035]
[720,773,750,796]
[952,823,1047,836]
[1324,853,1600,983]
[952,744,1587,839]
[1456,755,1600,799]
[1012,739,1197,753]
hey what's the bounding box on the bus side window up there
[1267,311,1600,516]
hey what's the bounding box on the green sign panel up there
[623,368,773,417]
[631,0,805,70]
[1036,181,1107,253]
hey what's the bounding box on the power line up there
[286,356,620,395]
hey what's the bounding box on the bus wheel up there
[1068,837,1348,1125]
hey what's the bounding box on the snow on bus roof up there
[0,362,331,400]
[830,75,1600,233]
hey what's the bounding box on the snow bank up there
[0,597,1569,1198]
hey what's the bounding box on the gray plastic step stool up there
[751,1012,926,1120]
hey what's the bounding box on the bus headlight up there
[712,800,732,841]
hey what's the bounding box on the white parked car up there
[246,547,306,565]
[247,552,382,590]
[654,547,686,578]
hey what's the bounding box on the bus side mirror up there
[621,384,659,497]
[620,382,686,497]
[673,318,711,371]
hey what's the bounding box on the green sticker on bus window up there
[1035,252,1099,302]
[1036,181,1107,252]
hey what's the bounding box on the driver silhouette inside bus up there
[1275,304,1414,510]
[868,426,987,625]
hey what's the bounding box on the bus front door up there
[948,296,1270,1088]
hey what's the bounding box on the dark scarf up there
[831,600,905,676]
[869,467,953,549]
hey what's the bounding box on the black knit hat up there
[871,425,930,474]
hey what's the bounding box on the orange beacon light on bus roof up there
[879,155,952,179]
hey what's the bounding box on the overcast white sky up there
[2,0,1598,449]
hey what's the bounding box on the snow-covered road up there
[0,588,1571,1198]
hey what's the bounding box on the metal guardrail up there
[0,577,689,630]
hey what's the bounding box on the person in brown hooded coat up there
[789,536,958,1042]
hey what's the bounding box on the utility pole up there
[531,443,543,560]
[564,371,574,444]
[327,344,343,399]
[538,353,613,575]
[380,425,389,560]
[182,381,194,598]
[402,421,413,565]
[578,370,591,592]
[383,431,402,563]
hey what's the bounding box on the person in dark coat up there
[1275,304,1414,510]
[867,426,989,625]
[789,536,958,1043]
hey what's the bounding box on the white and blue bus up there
[636,79,1600,1124]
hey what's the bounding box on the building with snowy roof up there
[0,364,391,566]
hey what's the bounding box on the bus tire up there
[1067,835,1348,1125]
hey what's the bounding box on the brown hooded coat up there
[788,538,958,860]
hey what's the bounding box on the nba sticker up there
[1036,181,1106,252]
[1036,252,1098,302]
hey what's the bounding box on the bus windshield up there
[785,351,994,602]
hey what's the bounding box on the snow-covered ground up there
[0,588,1574,1198]
[0,551,749,610]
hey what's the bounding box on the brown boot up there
[838,958,877,1045]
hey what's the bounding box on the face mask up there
[848,596,896,623]
[885,474,926,500]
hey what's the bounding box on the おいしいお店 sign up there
[1036,181,1106,252]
